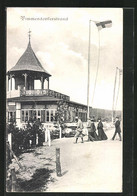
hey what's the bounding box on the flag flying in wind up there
[95,20,112,30]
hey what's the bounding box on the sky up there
[7,8,123,111]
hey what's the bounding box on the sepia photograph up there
[6,7,123,192]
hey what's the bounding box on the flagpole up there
[91,29,100,105]
[87,19,112,120]
[87,20,91,119]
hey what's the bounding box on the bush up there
[7,120,45,156]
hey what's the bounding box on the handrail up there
[20,89,70,101]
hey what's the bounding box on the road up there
[46,128,122,192]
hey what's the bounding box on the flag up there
[95,20,112,30]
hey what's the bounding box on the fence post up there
[36,133,38,145]
[48,129,51,147]
[45,129,48,142]
[6,141,12,167]
[45,129,51,146]
[56,148,61,176]
[8,133,12,149]
[8,133,12,154]
[11,168,17,192]
[58,124,62,139]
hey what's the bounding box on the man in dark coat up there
[112,117,122,141]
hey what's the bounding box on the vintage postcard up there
[6,7,123,192]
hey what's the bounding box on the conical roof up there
[8,41,51,77]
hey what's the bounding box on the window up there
[51,110,54,122]
[22,111,24,122]
[20,109,57,123]
[25,111,28,122]
[54,111,57,121]
[38,110,41,117]
[8,111,16,122]
[46,110,49,122]
[37,110,41,121]
[29,110,33,122]
[33,110,37,121]
[41,110,45,123]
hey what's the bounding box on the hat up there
[116,116,119,119]
[91,118,94,121]
[98,117,101,120]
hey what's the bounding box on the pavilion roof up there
[7,41,51,77]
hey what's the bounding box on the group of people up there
[74,116,122,144]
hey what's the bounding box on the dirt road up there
[46,128,122,192]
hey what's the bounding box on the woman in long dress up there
[97,118,108,140]
[90,119,98,141]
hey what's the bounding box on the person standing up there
[112,117,122,141]
[74,117,84,143]
[97,118,108,140]
[90,119,98,141]
[87,118,94,142]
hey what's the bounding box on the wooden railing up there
[20,89,70,101]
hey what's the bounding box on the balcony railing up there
[7,89,70,101]
[21,89,70,101]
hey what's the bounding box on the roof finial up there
[28,29,31,42]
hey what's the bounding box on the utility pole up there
[112,67,118,122]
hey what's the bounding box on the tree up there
[54,100,70,138]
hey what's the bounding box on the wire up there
[112,67,118,112]
[114,69,122,111]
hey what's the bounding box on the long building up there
[7,36,88,127]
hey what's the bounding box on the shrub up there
[7,120,45,156]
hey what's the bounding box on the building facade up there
[7,36,88,127]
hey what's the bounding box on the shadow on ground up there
[17,168,55,191]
